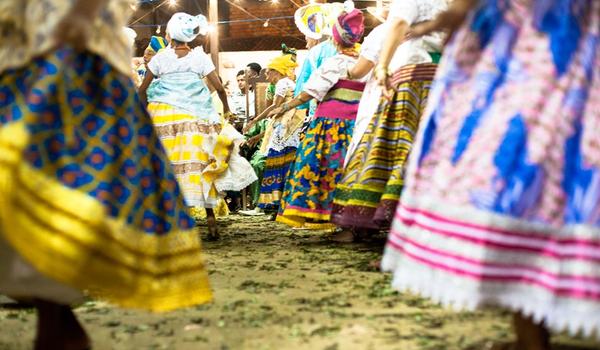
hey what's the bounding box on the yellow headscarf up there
[267,54,298,79]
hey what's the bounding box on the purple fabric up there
[314,80,365,120]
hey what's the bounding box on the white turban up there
[167,12,209,43]
[123,27,137,47]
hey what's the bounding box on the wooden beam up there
[208,0,219,69]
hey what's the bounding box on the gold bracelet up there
[375,65,391,77]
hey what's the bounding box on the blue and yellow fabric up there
[147,36,168,53]
[257,146,297,211]
[294,3,345,40]
[276,118,354,230]
[135,36,167,84]
[0,47,211,312]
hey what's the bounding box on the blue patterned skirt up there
[0,48,211,311]
[257,146,297,211]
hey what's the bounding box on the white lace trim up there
[382,247,600,338]
[214,152,258,192]
[266,125,302,153]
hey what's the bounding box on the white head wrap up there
[123,27,137,47]
[167,12,209,43]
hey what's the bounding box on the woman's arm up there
[348,57,375,80]
[376,0,477,89]
[138,70,154,105]
[243,94,286,133]
[206,71,231,115]
[243,132,265,149]
[410,0,476,41]
[375,18,410,87]
[268,92,312,117]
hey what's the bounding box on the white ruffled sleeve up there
[360,24,387,64]
[389,0,419,24]
[302,56,347,102]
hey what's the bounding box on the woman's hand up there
[223,111,236,123]
[269,106,285,117]
[410,0,476,43]
[243,134,262,149]
[374,65,388,87]
[375,65,394,100]
[243,120,256,134]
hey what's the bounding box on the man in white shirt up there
[230,69,256,120]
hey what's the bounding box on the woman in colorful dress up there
[380,0,600,348]
[261,3,341,221]
[139,12,257,240]
[331,0,447,242]
[135,35,168,84]
[0,0,211,348]
[254,54,301,215]
[293,2,344,124]
[273,8,367,230]
[240,49,298,216]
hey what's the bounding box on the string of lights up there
[129,0,371,29]
[129,15,296,27]
[136,0,377,3]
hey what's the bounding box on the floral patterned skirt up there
[276,117,354,229]
[382,1,600,336]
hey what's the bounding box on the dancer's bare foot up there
[34,300,90,350]
[368,259,382,271]
[205,208,220,241]
[477,313,551,350]
[513,313,550,350]
[330,229,355,243]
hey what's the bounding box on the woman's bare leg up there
[330,228,355,243]
[34,299,90,350]
[513,313,550,350]
[205,208,219,240]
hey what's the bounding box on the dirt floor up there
[1,215,598,350]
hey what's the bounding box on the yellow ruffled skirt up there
[148,103,257,208]
[0,48,211,312]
